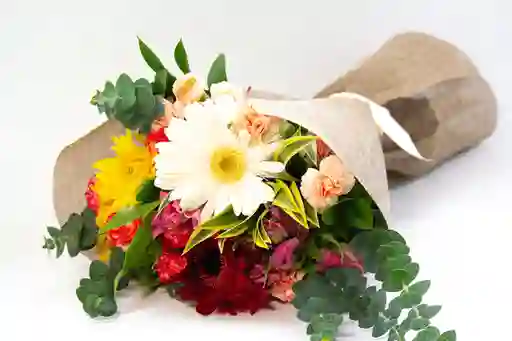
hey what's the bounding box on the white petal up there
[237,175,274,216]
[213,187,232,215]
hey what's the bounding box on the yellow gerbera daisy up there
[93,129,155,228]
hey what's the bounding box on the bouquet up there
[43,38,456,341]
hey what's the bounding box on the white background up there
[1,0,510,340]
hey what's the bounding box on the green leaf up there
[136,179,160,203]
[89,261,109,281]
[385,296,403,319]
[271,179,308,228]
[413,326,440,341]
[369,289,387,313]
[47,226,61,238]
[404,263,420,285]
[304,200,320,228]
[349,229,406,273]
[174,39,191,73]
[273,135,318,165]
[55,238,65,258]
[99,201,159,233]
[252,222,270,249]
[216,215,252,238]
[376,254,412,281]
[83,294,101,318]
[387,329,400,341]
[200,206,244,230]
[109,247,125,276]
[138,37,166,72]
[96,296,117,317]
[115,74,136,110]
[80,208,98,250]
[152,70,168,96]
[134,78,156,115]
[207,54,227,87]
[382,269,408,292]
[378,241,410,260]
[411,317,431,331]
[438,330,457,341]
[372,316,393,338]
[408,280,431,297]
[183,228,218,254]
[122,215,158,273]
[61,213,84,257]
[417,304,442,319]
[321,197,374,230]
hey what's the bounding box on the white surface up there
[1,0,510,340]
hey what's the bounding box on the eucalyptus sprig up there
[90,73,162,134]
[42,207,98,258]
[292,229,456,341]
[76,247,126,318]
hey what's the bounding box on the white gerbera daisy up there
[154,103,284,221]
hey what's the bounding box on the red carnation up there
[107,218,140,247]
[162,222,193,249]
[85,177,99,213]
[155,252,188,284]
[147,126,169,144]
[177,241,271,315]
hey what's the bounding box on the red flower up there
[147,126,169,144]
[85,177,99,213]
[155,252,188,284]
[161,219,194,249]
[177,241,271,315]
[107,218,140,247]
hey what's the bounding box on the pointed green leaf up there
[200,206,245,230]
[252,223,269,249]
[47,226,61,238]
[273,135,318,165]
[137,37,166,72]
[304,201,320,228]
[408,280,431,297]
[99,201,159,233]
[216,221,250,238]
[207,54,227,87]
[183,228,218,254]
[174,39,191,73]
[122,214,158,273]
[152,70,168,96]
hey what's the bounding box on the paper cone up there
[53,96,390,225]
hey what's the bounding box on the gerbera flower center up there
[210,146,247,183]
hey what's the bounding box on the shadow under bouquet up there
[43,38,456,341]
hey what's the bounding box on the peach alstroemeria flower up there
[233,106,280,143]
[268,270,305,303]
[172,73,205,104]
[300,155,355,210]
